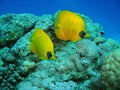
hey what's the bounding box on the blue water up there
[0,0,120,42]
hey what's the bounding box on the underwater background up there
[0,0,120,90]
[0,0,120,42]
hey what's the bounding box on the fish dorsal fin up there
[30,42,36,54]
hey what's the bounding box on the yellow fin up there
[30,42,36,54]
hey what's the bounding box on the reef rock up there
[0,13,39,48]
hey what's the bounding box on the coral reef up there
[0,13,39,48]
[16,38,104,90]
[0,11,120,90]
[102,49,120,90]
[0,47,35,90]
[35,14,54,30]
[76,39,101,60]
[0,64,24,90]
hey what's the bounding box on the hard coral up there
[76,39,100,60]
[35,15,54,30]
[0,13,38,48]
[99,38,120,53]
[0,64,24,90]
[102,49,120,90]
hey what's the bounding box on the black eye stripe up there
[47,51,52,59]
[79,31,86,38]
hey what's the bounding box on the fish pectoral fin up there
[30,42,36,54]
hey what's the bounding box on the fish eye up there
[79,31,86,38]
[100,31,104,35]
[47,51,52,59]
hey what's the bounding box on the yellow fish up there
[30,28,55,60]
[54,10,89,41]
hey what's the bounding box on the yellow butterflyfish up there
[30,28,55,60]
[54,10,89,41]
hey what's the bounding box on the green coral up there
[102,49,120,90]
